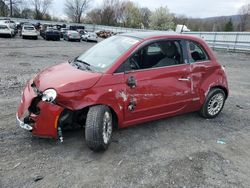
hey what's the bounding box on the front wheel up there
[199,88,226,119]
[85,105,113,151]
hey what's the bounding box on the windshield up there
[76,36,140,72]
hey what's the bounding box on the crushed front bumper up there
[17,80,64,138]
[16,114,33,131]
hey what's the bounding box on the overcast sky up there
[52,0,250,19]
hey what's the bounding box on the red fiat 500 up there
[17,32,229,151]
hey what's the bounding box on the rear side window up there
[187,41,209,63]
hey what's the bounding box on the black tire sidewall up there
[202,88,226,119]
[85,105,113,151]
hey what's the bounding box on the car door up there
[186,40,215,104]
[122,40,193,125]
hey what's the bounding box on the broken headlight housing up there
[42,89,57,103]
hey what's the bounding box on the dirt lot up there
[0,36,250,188]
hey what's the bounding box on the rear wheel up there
[85,105,113,151]
[199,88,226,119]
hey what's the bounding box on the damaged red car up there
[17,32,229,151]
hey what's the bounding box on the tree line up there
[0,0,250,31]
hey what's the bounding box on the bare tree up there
[139,7,151,28]
[3,0,22,17]
[30,0,52,20]
[86,8,102,24]
[238,3,250,31]
[65,0,92,23]
[86,0,125,26]
[0,0,9,16]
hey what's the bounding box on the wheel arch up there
[210,85,228,99]
[76,103,121,129]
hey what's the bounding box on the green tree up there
[224,18,234,31]
[119,1,141,28]
[149,6,174,30]
[139,7,151,28]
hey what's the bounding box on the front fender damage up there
[17,81,69,140]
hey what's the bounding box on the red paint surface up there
[17,34,229,138]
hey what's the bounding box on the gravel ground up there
[0,36,250,188]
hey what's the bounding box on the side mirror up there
[127,76,137,88]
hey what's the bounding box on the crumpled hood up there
[33,62,102,93]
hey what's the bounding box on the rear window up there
[24,27,35,30]
[0,25,8,29]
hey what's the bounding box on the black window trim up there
[114,38,189,74]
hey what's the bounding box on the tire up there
[34,36,38,40]
[85,105,113,151]
[199,88,226,119]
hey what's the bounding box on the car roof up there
[120,31,179,39]
[23,24,34,27]
[68,30,78,33]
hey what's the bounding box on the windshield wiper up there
[74,59,92,71]
[75,59,91,66]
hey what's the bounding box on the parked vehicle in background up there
[21,25,38,39]
[0,20,17,36]
[175,24,190,33]
[63,30,81,42]
[67,25,85,31]
[0,24,14,37]
[60,28,68,38]
[82,31,98,42]
[40,27,60,41]
[16,32,229,152]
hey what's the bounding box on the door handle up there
[178,77,191,81]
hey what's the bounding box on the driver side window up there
[115,40,184,73]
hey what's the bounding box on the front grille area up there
[28,97,41,115]
[31,82,42,97]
